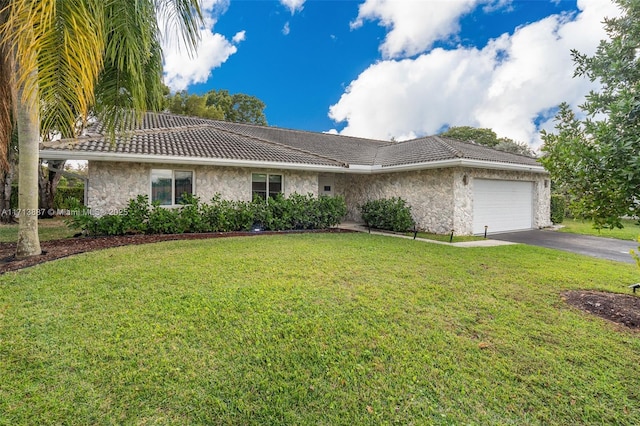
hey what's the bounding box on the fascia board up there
[374,159,547,174]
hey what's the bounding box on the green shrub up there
[54,187,84,209]
[121,195,151,234]
[176,194,209,233]
[66,193,347,236]
[64,199,98,235]
[550,194,566,224]
[316,195,347,229]
[248,195,273,230]
[147,203,181,234]
[360,197,415,232]
[95,214,125,236]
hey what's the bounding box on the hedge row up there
[8,186,84,210]
[66,193,347,236]
[54,187,84,210]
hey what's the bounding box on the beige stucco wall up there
[335,167,551,235]
[87,161,318,215]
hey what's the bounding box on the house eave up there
[347,159,547,174]
[38,150,348,173]
[39,150,547,174]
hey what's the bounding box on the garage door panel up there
[473,179,533,234]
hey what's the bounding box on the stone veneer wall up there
[335,167,551,235]
[87,161,318,215]
[335,169,456,234]
[87,161,551,235]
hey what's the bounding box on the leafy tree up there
[440,126,535,157]
[494,137,536,157]
[440,126,500,147]
[0,0,202,257]
[166,90,224,120]
[166,89,268,125]
[540,0,639,229]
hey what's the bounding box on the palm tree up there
[0,0,202,258]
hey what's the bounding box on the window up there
[252,173,283,200]
[151,169,193,205]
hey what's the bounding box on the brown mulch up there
[563,290,640,330]
[0,229,353,275]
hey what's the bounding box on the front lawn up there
[1,233,639,424]
[0,217,74,243]
[558,218,640,241]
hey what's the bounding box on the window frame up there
[150,168,195,206]
[252,172,284,201]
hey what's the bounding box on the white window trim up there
[251,172,284,200]
[150,168,196,206]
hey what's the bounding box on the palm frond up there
[95,0,201,135]
[155,0,203,54]
[1,0,105,138]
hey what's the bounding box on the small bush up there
[176,194,208,233]
[147,203,181,234]
[121,195,151,234]
[360,197,415,232]
[551,194,566,224]
[95,214,124,236]
[316,195,347,229]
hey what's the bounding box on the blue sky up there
[161,0,620,149]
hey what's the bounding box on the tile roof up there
[375,136,541,167]
[42,112,543,170]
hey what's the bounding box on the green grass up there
[1,233,640,425]
[558,218,640,241]
[0,217,74,243]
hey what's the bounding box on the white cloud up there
[351,0,482,58]
[161,0,244,91]
[280,0,305,15]
[283,22,291,36]
[330,0,621,149]
[232,30,246,44]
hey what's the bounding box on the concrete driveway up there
[490,229,638,264]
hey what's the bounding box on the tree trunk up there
[38,159,65,217]
[0,146,16,224]
[15,79,41,258]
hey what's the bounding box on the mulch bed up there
[563,290,640,330]
[0,228,353,275]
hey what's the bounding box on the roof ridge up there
[199,113,394,147]
[432,136,464,158]
[207,122,349,167]
[438,135,539,161]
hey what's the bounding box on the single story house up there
[39,112,551,235]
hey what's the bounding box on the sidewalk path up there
[338,222,515,248]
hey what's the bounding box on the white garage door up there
[473,179,533,234]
